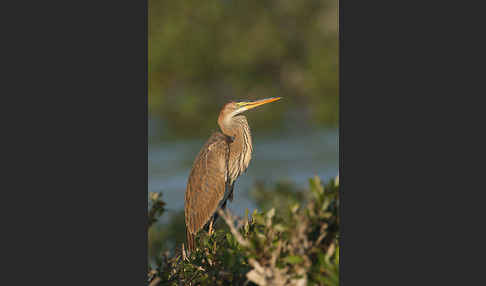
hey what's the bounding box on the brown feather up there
[186,227,195,252]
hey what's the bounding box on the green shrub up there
[148,176,339,286]
[149,192,166,228]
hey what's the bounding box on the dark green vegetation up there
[149,0,338,139]
[148,176,339,286]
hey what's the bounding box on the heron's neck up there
[220,115,253,181]
[219,115,252,147]
[219,115,246,138]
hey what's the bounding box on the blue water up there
[148,111,339,216]
[149,122,339,218]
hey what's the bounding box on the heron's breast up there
[228,145,252,183]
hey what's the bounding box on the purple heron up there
[184,97,282,252]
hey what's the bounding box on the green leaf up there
[226,233,233,244]
[273,223,287,232]
[266,208,275,220]
[290,203,299,214]
[283,255,304,264]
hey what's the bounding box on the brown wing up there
[184,132,230,241]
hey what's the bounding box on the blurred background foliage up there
[149,0,338,140]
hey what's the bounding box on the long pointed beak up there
[238,97,282,112]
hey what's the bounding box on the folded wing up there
[184,132,230,250]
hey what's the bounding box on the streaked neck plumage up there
[218,115,253,184]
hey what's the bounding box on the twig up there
[182,243,187,261]
[217,209,249,247]
[149,277,161,286]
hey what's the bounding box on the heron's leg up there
[228,182,235,202]
[208,217,214,236]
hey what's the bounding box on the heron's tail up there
[186,228,195,253]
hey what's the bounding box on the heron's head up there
[218,97,282,135]
[219,97,282,120]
